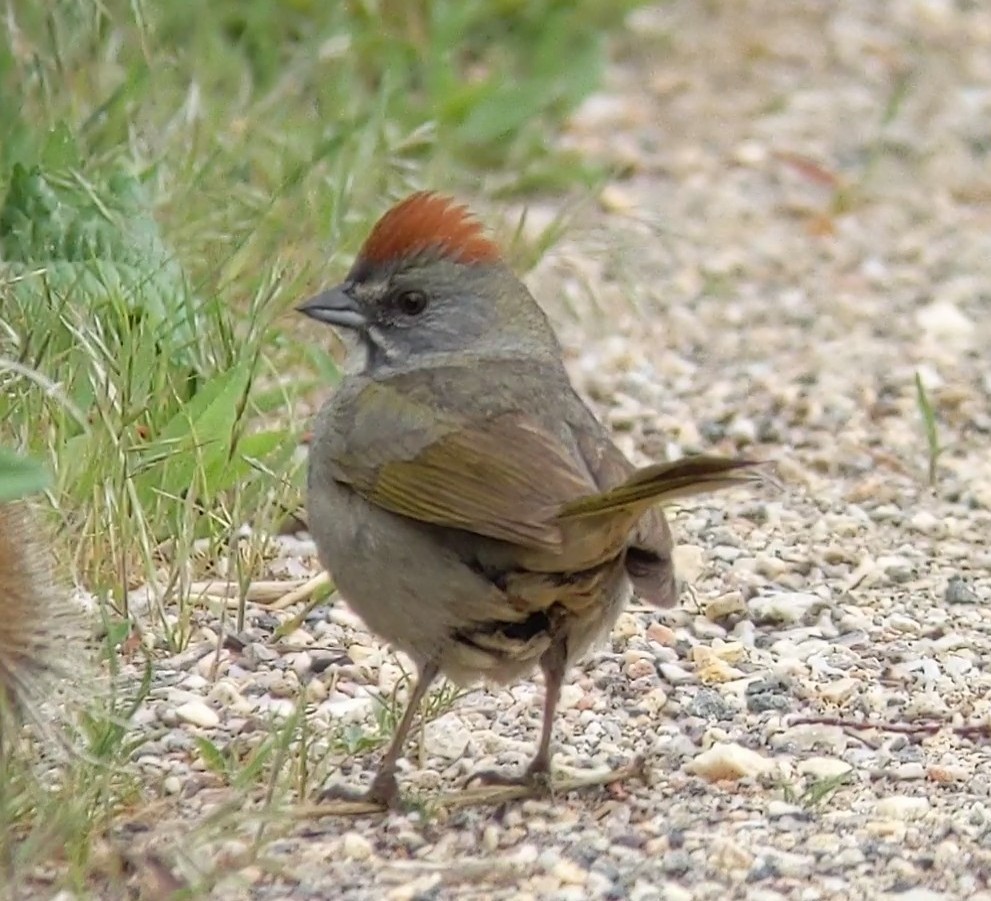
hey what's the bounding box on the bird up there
[298,191,760,807]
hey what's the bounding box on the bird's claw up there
[318,770,402,809]
[466,763,553,794]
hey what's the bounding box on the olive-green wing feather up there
[347,411,594,549]
[557,455,762,520]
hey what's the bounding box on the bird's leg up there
[321,660,439,808]
[469,638,567,790]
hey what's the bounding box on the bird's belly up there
[307,476,632,686]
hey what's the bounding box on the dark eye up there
[395,290,428,316]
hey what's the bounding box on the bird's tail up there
[557,455,764,522]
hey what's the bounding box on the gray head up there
[297,192,561,372]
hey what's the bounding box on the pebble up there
[672,544,706,583]
[916,299,974,343]
[945,577,979,604]
[174,700,220,729]
[894,762,926,780]
[645,622,677,646]
[659,663,694,684]
[875,796,931,820]
[818,677,860,704]
[422,713,471,760]
[685,742,777,780]
[704,592,747,620]
[798,756,852,779]
[748,592,825,625]
[341,831,374,860]
[551,859,588,886]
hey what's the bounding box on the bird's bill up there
[296,285,367,330]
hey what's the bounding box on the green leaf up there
[193,737,229,778]
[0,449,51,502]
[0,164,196,362]
[132,361,253,504]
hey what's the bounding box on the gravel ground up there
[112,2,991,899]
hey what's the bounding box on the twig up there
[788,715,991,740]
[186,579,312,603]
[269,572,332,611]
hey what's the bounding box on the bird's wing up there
[334,403,594,550]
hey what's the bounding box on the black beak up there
[296,284,367,331]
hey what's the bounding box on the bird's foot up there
[466,759,552,795]
[318,769,402,810]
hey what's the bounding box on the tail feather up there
[557,455,764,520]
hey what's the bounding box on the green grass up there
[0,0,645,892]
[914,371,943,487]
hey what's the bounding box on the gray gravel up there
[112,2,991,899]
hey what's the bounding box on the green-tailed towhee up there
[299,192,760,807]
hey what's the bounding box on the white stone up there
[659,662,694,684]
[423,713,472,761]
[321,696,375,721]
[875,795,930,820]
[748,592,825,625]
[798,756,852,780]
[174,700,220,729]
[916,299,974,343]
[558,683,585,711]
[819,677,860,704]
[685,742,776,780]
[341,831,374,860]
[673,544,706,583]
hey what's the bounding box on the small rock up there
[945,577,979,605]
[646,622,677,646]
[685,742,776,780]
[689,689,736,720]
[767,800,804,818]
[875,795,930,820]
[175,700,220,729]
[551,859,588,886]
[163,775,182,795]
[908,510,941,534]
[341,831,374,860]
[894,762,926,780]
[755,553,789,578]
[694,654,745,684]
[659,662,694,684]
[748,592,826,625]
[711,836,753,872]
[705,592,747,620]
[656,884,693,901]
[640,686,669,714]
[321,696,375,721]
[280,628,314,648]
[916,299,974,343]
[733,140,768,166]
[798,756,852,780]
[887,890,953,901]
[887,613,921,634]
[673,545,706,583]
[819,677,860,704]
[423,713,471,761]
[746,676,793,713]
[625,658,657,680]
[599,184,637,214]
[943,655,973,678]
[613,612,640,640]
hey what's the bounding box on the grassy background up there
[0,0,644,892]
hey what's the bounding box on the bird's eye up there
[395,290,428,317]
